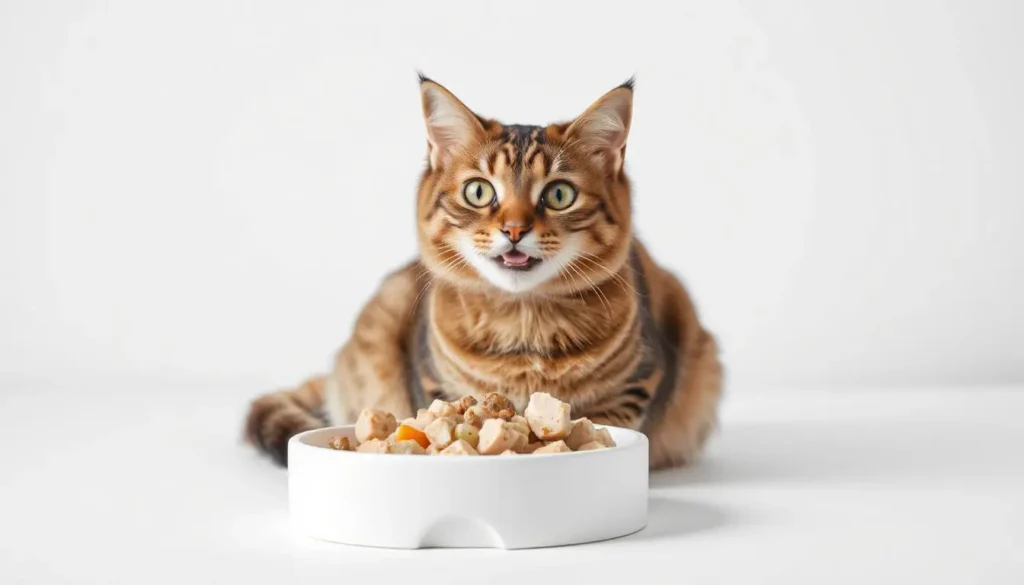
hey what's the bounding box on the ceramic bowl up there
[287,424,648,549]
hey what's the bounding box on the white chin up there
[456,238,576,294]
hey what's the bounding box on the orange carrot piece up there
[395,424,430,448]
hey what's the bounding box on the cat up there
[244,75,724,469]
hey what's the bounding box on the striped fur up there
[244,76,723,469]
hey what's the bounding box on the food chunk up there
[464,404,489,429]
[509,415,531,437]
[520,441,543,454]
[524,392,572,440]
[532,440,572,454]
[453,423,480,449]
[452,395,477,415]
[482,392,516,420]
[389,439,426,455]
[355,439,389,453]
[428,399,457,418]
[355,409,398,443]
[477,419,521,455]
[500,450,518,456]
[424,417,456,449]
[564,418,600,450]
[327,436,353,451]
[510,430,529,453]
[395,424,430,448]
[575,441,607,451]
[415,409,438,429]
[595,427,616,447]
[440,439,479,456]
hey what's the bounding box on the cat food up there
[327,392,616,456]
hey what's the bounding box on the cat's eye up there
[541,181,577,210]
[462,179,496,208]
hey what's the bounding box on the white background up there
[3,0,1022,391]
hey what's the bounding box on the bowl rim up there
[289,424,648,462]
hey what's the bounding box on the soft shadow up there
[650,417,1015,488]
[624,497,731,542]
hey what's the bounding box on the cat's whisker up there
[575,253,638,297]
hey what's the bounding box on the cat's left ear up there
[565,79,634,174]
[419,75,487,171]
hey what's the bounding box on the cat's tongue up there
[501,250,531,267]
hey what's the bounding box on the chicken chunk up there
[355,439,390,453]
[388,439,426,455]
[415,409,438,429]
[477,419,522,455]
[532,440,572,454]
[595,427,616,447]
[428,399,457,418]
[524,392,572,440]
[508,415,531,437]
[564,418,599,450]
[500,450,518,456]
[440,439,479,456]
[355,409,398,443]
[576,441,608,451]
[424,417,456,449]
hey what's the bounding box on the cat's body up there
[245,76,723,469]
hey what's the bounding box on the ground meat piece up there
[464,404,488,429]
[355,409,398,443]
[327,436,352,451]
[452,395,478,415]
[482,392,516,420]
[532,440,572,454]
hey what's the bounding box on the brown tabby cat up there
[244,75,723,469]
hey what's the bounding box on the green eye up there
[462,179,496,208]
[542,181,577,210]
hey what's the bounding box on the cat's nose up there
[500,222,533,244]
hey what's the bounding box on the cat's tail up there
[243,375,328,467]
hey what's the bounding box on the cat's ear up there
[419,75,486,171]
[565,79,634,174]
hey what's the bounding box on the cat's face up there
[416,77,635,295]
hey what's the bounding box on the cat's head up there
[415,75,634,295]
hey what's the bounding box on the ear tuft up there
[419,79,485,171]
[565,84,634,173]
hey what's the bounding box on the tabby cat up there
[244,75,723,469]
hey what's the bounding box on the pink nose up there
[500,223,532,243]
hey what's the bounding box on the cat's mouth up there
[495,250,541,271]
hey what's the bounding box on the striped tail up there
[244,375,328,467]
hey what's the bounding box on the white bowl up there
[287,425,649,549]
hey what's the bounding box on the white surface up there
[2,1,1023,390]
[288,425,647,549]
[1,377,1022,583]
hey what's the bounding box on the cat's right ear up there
[419,75,486,171]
